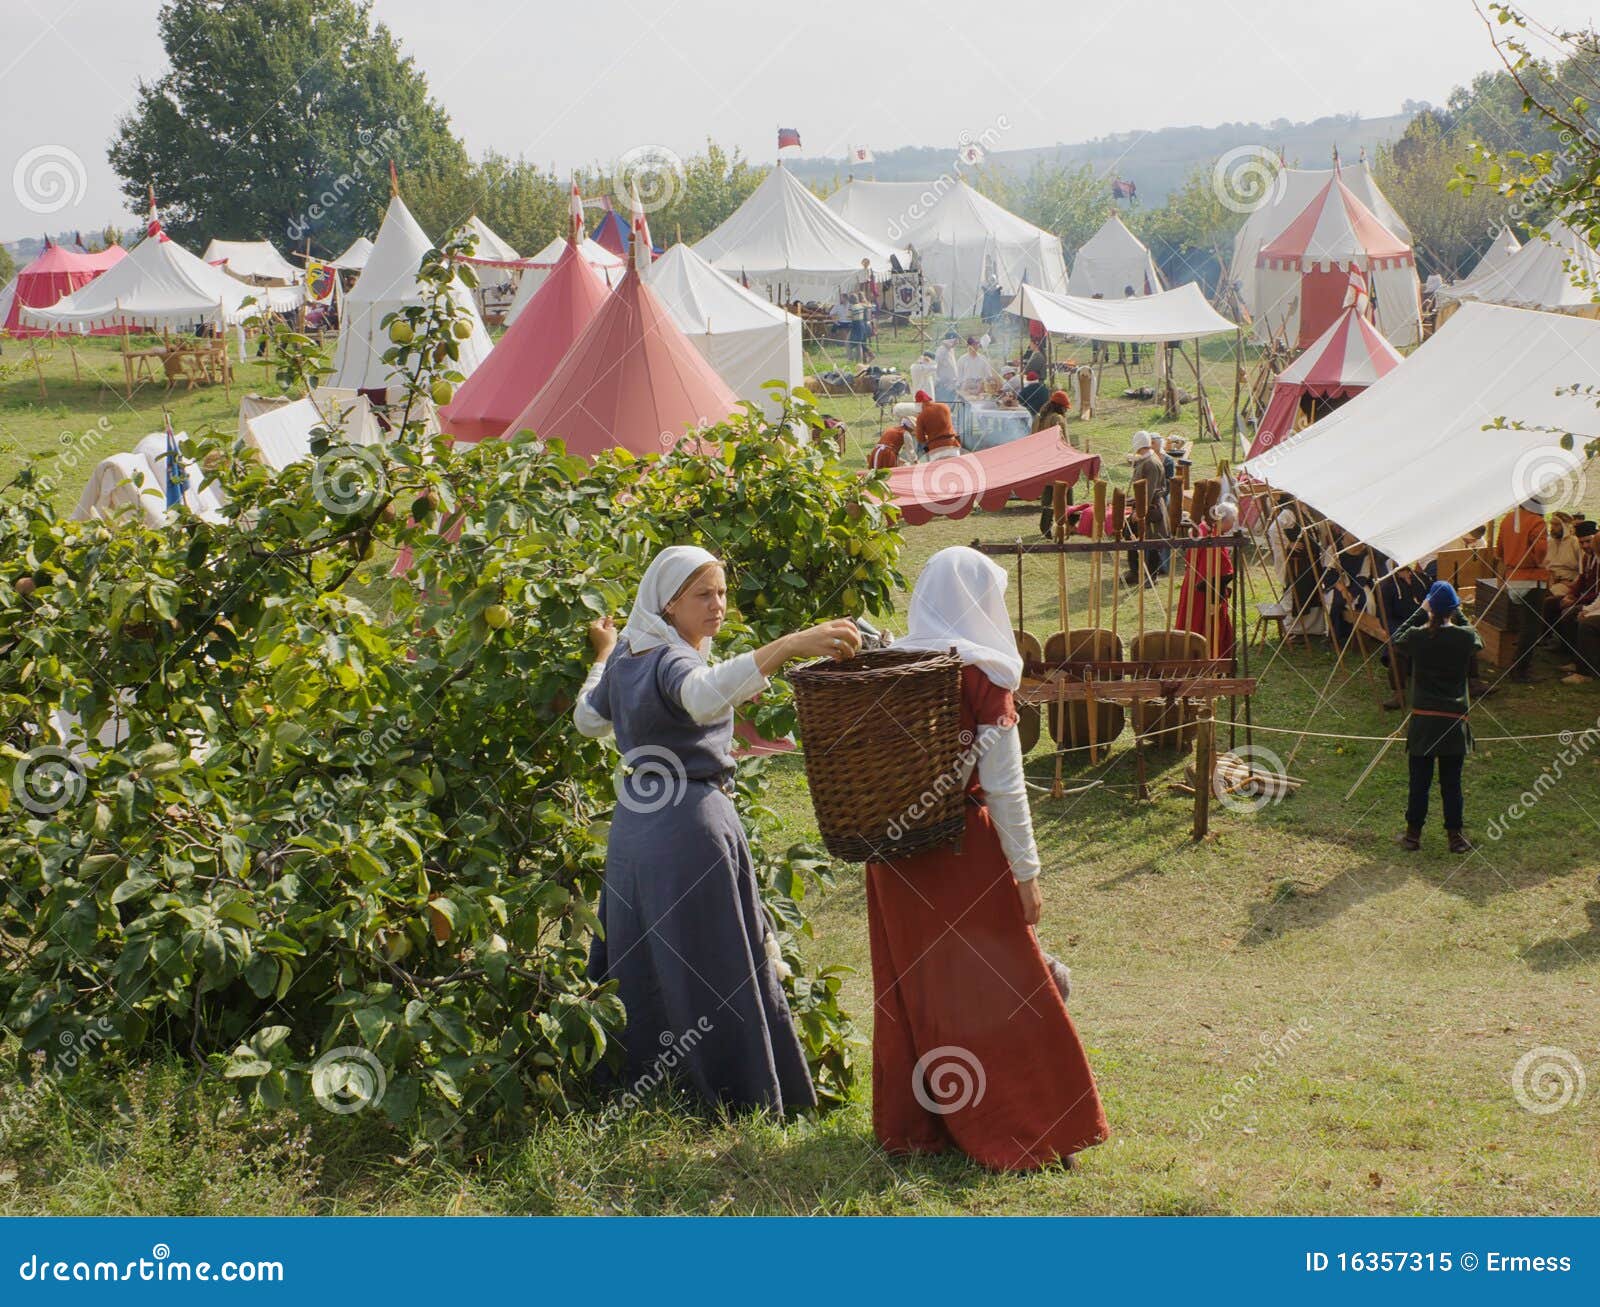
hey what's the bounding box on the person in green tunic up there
[1392,580,1481,854]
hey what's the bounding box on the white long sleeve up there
[675,651,769,725]
[572,659,612,739]
[966,723,1041,882]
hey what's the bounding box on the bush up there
[0,246,902,1143]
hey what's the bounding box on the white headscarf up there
[619,544,721,655]
[894,546,1023,690]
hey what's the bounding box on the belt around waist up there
[1411,708,1469,721]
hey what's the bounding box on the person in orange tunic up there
[867,547,1108,1171]
[1175,500,1238,658]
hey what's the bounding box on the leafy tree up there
[108,0,469,254]
[0,245,15,288]
[1140,160,1250,293]
[640,141,767,246]
[987,161,1113,259]
[0,236,892,1140]
[1375,111,1511,279]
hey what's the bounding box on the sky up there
[2,0,1596,244]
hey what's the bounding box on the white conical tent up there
[459,215,519,264]
[202,239,302,284]
[22,229,258,331]
[694,164,902,302]
[1228,161,1409,323]
[1468,224,1522,281]
[1438,215,1600,315]
[1066,213,1163,299]
[825,178,1067,317]
[326,194,493,393]
[505,236,623,322]
[645,243,803,418]
[328,235,374,271]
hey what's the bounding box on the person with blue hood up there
[1391,579,1482,854]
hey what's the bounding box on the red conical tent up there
[1,240,129,338]
[500,265,739,457]
[1247,305,1403,461]
[440,238,611,443]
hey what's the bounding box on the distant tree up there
[1141,160,1250,293]
[0,244,15,286]
[108,0,469,254]
[1376,110,1511,279]
[991,161,1111,256]
[645,142,767,246]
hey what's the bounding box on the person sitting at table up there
[866,425,906,470]
[1321,530,1378,649]
[1555,520,1600,681]
[915,402,962,461]
[934,332,959,403]
[1495,498,1549,684]
[1540,512,1582,631]
[1378,562,1431,710]
[956,336,997,395]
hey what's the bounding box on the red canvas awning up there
[883,430,1101,525]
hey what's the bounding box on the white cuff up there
[974,723,1041,882]
[572,658,613,739]
[677,651,769,725]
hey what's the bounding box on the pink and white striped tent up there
[1254,176,1421,349]
[1246,305,1403,462]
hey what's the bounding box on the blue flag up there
[163,418,187,510]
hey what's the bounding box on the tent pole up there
[68,339,81,384]
[28,337,47,401]
[1193,336,1203,443]
[1230,326,1242,462]
[120,309,132,399]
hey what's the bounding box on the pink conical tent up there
[1,240,128,337]
[440,239,610,443]
[1256,177,1420,349]
[500,265,739,457]
[1247,305,1403,461]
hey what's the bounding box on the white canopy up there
[458,215,519,264]
[694,165,902,302]
[1468,224,1522,282]
[23,231,260,331]
[646,242,803,418]
[1438,216,1600,314]
[1229,161,1410,317]
[1009,281,1236,342]
[505,236,623,322]
[202,239,302,284]
[326,194,493,392]
[238,390,383,470]
[825,178,1067,316]
[328,235,374,271]
[1243,302,1600,565]
[1066,213,1163,299]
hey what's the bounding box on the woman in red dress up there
[868,547,1108,1171]
[1175,500,1238,658]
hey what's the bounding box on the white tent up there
[22,231,260,332]
[328,236,374,272]
[505,236,623,322]
[202,239,302,284]
[1468,224,1522,282]
[1010,281,1234,341]
[1243,302,1600,565]
[459,215,518,264]
[694,164,902,303]
[646,243,803,418]
[1066,213,1163,300]
[326,194,493,393]
[239,391,384,470]
[1228,161,1409,322]
[71,452,169,527]
[825,178,1068,317]
[1438,215,1600,315]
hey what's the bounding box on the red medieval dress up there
[1175,523,1236,658]
[865,666,1108,1171]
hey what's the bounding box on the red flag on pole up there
[777,127,801,151]
[569,178,585,245]
[629,180,652,275]
[1343,263,1370,316]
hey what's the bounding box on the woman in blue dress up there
[573,545,860,1115]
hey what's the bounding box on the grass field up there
[2,316,1598,1215]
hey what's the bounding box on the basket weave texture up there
[790,648,967,863]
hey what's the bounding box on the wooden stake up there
[1193,704,1214,839]
[1052,482,1069,798]
[28,338,46,400]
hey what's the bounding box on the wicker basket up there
[790,647,966,863]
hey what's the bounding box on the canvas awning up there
[1008,281,1236,343]
[1243,302,1600,565]
[885,430,1101,525]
